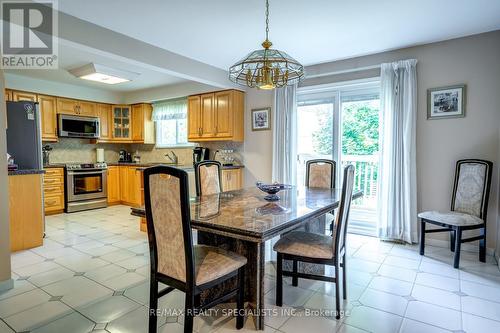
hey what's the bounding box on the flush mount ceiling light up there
[69,63,139,85]
[228,0,304,90]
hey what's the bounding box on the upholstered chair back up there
[333,165,355,256]
[195,161,223,196]
[451,159,493,220]
[144,166,194,284]
[305,159,336,188]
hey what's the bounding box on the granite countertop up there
[44,164,66,168]
[132,187,363,242]
[108,162,244,170]
[8,169,46,176]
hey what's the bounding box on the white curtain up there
[152,98,187,120]
[272,84,298,185]
[377,59,418,243]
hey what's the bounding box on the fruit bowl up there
[256,182,291,201]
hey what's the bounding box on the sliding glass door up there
[297,81,380,236]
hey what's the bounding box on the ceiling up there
[58,0,500,70]
[5,41,188,92]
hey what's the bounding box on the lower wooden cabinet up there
[107,166,121,204]
[43,167,65,215]
[9,174,44,251]
[221,168,243,192]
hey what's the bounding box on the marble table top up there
[132,186,363,242]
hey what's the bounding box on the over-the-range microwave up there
[58,114,100,138]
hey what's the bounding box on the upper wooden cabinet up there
[112,105,131,140]
[96,103,112,141]
[37,95,58,142]
[187,89,244,142]
[132,103,155,144]
[12,90,37,102]
[57,97,97,117]
[5,89,12,102]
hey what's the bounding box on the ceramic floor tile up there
[28,266,75,287]
[419,261,459,279]
[78,295,140,323]
[377,264,417,283]
[278,315,339,333]
[115,256,149,270]
[344,305,402,333]
[106,306,166,333]
[0,288,51,318]
[336,323,369,333]
[0,280,36,301]
[101,272,147,291]
[460,279,500,303]
[383,255,420,270]
[411,284,461,310]
[405,301,461,331]
[265,285,314,307]
[461,296,500,321]
[462,312,500,333]
[399,318,451,333]
[42,276,113,308]
[359,288,408,316]
[12,260,61,277]
[459,270,500,288]
[0,320,14,333]
[31,311,95,333]
[100,249,137,262]
[368,276,413,296]
[85,264,128,284]
[3,301,72,332]
[415,272,459,292]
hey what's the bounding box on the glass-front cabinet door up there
[113,105,131,139]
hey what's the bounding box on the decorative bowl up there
[256,182,291,201]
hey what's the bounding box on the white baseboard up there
[425,237,495,256]
[0,278,13,293]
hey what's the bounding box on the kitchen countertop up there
[8,169,46,176]
[108,162,244,170]
[43,164,66,168]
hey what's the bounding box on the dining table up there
[131,186,363,330]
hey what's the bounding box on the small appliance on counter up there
[118,149,132,163]
[193,147,210,165]
[7,153,17,171]
[96,148,105,163]
[214,149,240,167]
[42,145,53,166]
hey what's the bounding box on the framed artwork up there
[251,107,271,131]
[427,84,466,119]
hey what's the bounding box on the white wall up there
[243,89,274,185]
[0,70,12,290]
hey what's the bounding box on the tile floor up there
[1,205,500,332]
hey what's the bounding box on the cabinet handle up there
[45,188,58,192]
[198,127,202,136]
[44,179,57,183]
[46,200,57,205]
[215,125,218,134]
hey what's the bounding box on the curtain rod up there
[305,64,381,79]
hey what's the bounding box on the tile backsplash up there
[45,138,243,166]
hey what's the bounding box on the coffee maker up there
[193,147,210,165]
[119,149,132,163]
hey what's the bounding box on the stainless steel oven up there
[65,163,108,212]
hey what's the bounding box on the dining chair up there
[273,164,355,319]
[305,159,336,234]
[144,166,247,333]
[418,159,493,268]
[195,160,223,196]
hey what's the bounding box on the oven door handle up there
[67,170,107,176]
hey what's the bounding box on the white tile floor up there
[1,205,499,333]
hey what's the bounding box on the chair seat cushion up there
[194,245,247,286]
[418,211,484,226]
[273,231,334,259]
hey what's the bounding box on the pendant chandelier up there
[228,0,304,90]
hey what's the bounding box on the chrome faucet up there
[165,151,178,164]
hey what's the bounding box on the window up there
[153,98,193,148]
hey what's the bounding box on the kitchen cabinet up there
[97,103,113,141]
[132,103,155,144]
[119,165,129,203]
[37,95,58,142]
[107,166,121,204]
[12,90,37,102]
[187,89,244,142]
[112,105,131,140]
[5,89,12,102]
[9,174,44,251]
[117,166,143,207]
[43,167,65,215]
[221,168,243,192]
[57,98,97,116]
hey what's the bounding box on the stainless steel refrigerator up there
[6,101,43,170]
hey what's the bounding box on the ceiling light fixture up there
[228,0,304,90]
[69,63,139,85]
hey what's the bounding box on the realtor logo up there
[1,0,58,69]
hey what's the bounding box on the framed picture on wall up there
[251,107,271,131]
[427,84,466,119]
